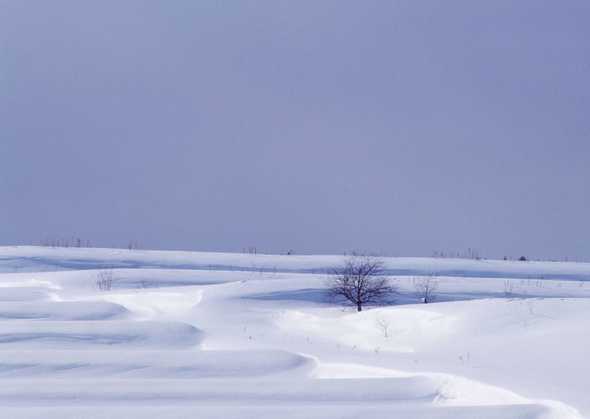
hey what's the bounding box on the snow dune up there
[0,350,314,379]
[0,287,54,302]
[0,404,562,419]
[0,379,576,419]
[0,321,202,349]
[0,301,128,320]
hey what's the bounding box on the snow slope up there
[3,245,590,280]
[0,246,587,418]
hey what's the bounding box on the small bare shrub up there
[414,276,439,304]
[96,270,114,291]
[376,317,391,338]
[503,280,514,297]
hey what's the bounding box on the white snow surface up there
[0,246,587,418]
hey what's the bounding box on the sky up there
[1,1,589,260]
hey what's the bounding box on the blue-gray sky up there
[1,1,589,259]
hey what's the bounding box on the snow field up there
[0,246,586,418]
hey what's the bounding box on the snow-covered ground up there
[0,246,587,418]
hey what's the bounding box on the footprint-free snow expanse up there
[0,246,588,419]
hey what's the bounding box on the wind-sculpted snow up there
[0,378,578,419]
[0,404,563,419]
[0,321,202,349]
[0,301,128,320]
[0,269,246,292]
[0,287,53,302]
[0,350,314,378]
[0,247,586,419]
[277,308,457,353]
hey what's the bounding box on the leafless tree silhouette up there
[328,256,395,312]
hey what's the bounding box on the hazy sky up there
[1,1,589,259]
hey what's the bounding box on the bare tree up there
[414,275,438,303]
[328,256,395,312]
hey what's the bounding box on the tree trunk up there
[357,302,362,312]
